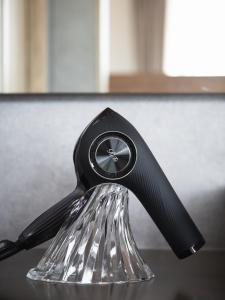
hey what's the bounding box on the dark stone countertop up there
[0,249,224,300]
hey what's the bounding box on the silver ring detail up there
[88,131,137,180]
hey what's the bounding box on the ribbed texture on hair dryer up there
[124,140,205,259]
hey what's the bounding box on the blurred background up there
[0,0,225,252]
[0,0,225,93]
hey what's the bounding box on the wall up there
[1,0,28,92]
[110,0,165,74]
[0,94,225,251]
[110,0,138,73]
[48,0,98,92]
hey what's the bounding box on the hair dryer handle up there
[0,186,85,261]
[18,186,85,249]
[127,142,205,259]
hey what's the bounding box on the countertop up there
[0,249,224,300]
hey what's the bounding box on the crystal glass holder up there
[27,183,154,284]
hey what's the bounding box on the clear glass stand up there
[27,183,154,284]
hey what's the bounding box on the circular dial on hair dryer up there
[95,137,131,173]
[89,132,136,179]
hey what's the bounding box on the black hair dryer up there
[0,108,205,261]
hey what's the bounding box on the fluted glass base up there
[27,183,154,284]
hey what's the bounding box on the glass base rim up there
[27,265,155,285]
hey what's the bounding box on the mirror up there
[0,0,225,93]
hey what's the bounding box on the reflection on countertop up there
[0,249,224,300]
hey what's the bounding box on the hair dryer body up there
[74,108,205,258]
